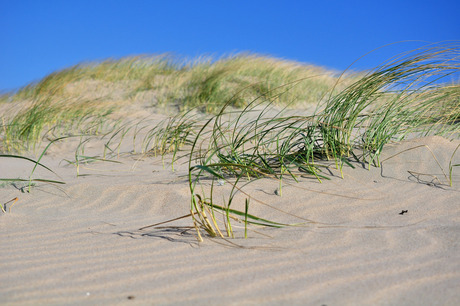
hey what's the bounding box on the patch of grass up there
[140,111,200,169]
[1,43,458,242]
[1,96,114,152]
[318,42,460,165]
[11,53,344,112]
[168,54,351,113]
[184,42,460,241]
[2,53,347,154]
[14,55,178,101]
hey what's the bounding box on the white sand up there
[1,127,459,305]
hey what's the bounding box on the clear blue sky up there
[1,0,459,91]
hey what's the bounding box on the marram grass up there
[185,42,460,241]
[1,53,348,153]
[1,43,459,242]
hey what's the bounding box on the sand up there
[1,118,459,305]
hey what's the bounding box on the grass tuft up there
[184,42,460,240]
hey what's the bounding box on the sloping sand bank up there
[1,135,459,305]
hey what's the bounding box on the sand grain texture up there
[1,135,459,305]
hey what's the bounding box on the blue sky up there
[1,0,459,91]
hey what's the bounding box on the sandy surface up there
[1,122,459,305]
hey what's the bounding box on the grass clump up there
[322,42,460,166]
[1,96,113,152]
[184,42,460,241]
[174,54,348,113]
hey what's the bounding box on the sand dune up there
[1,132,459,305]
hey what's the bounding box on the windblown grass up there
[185,42,460,240]
[171,54,350,113]
[1,96,113,152]
[1,43,458,242]
[1,54,346,154]
[320,42,460,166]
[13,55,178,101]
[10,53,343,110]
